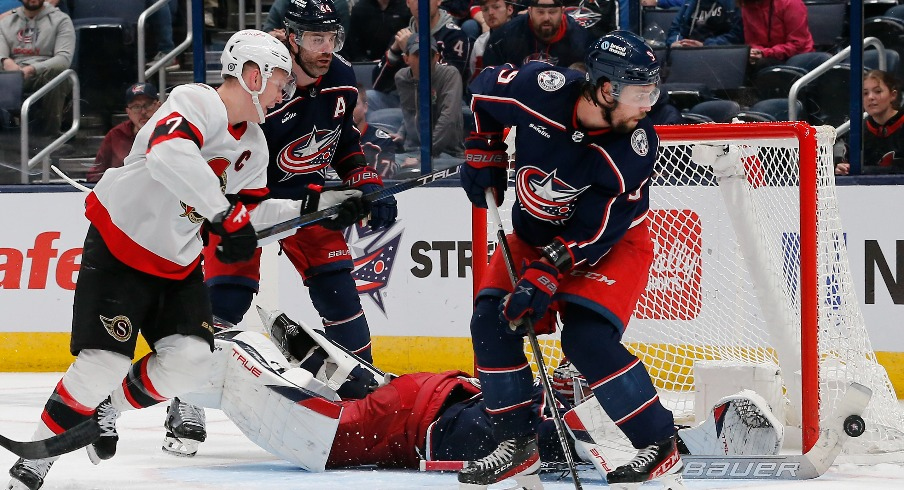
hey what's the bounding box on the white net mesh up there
[482,123,904,458]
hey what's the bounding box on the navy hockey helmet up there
[284,0,345,52]
[586,30,660,92]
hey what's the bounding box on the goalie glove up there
[343,166,397,230]
[208,197,257,264]
[462,132,507,208]
[500,260,560,332]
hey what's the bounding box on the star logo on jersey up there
[346,224,403,314]
[516,167,589,224]
[17,27,35,44]
[100,315,133,342]
[277,125,342,180]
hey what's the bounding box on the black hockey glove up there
[208,199,257,264]
[500,260,560,333]
[343,166,397,230]
[462,133,507,208]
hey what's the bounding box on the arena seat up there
[864,48,902,78]
[665,45,750,92]
[736,98,804,122]
[799,64,854,126]
[805,0,847,51]
[685,99,741,123]
[751,65,807,100]
[864,16,904,62]
[785,52,832,72]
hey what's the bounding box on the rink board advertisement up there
[2,186,904,387]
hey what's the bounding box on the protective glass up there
[298,28,346,53]
[614,83,660,107]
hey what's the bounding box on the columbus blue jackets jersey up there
[469,62,658,269]
[262,56,365,200]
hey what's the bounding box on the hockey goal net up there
[472,122,904,460]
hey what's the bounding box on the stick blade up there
[0,419,100,459]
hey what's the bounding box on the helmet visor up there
[298,28,346,53]
[276,71,298,102]
[614,84,660,108]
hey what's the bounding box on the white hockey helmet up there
[221,29,295,122]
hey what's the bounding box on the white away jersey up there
[86,84,301,279]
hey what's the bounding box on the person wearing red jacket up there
[737,0,814,73]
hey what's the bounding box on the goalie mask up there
[284,0,346,54]
[585,30,661,107]
[221,29,295,123]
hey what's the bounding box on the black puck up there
[843,414,866,437]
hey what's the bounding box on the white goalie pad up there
[256,306,392,398]
[182,331,343,472]
[678,390,784,456]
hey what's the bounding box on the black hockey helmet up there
[585,30,660,87]
[284,0,342,33]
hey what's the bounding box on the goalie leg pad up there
[219,331,342,471]
[256,307,388,398]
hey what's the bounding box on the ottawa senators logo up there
[179,157,230,222]
[100,315,133,342]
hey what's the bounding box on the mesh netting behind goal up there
[474,122,904,460]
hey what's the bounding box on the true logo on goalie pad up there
[100,315,132,342]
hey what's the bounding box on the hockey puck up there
[843,414,866,437]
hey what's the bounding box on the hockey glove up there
[501,260,560,333]
[462,133,507,208]
[208,199,257,264]
[343,166,397,230]
[315,188,369,231]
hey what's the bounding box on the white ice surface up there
[1,373,904,489]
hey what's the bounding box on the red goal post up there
[471,122,904,460]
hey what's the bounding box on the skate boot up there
[606,436,684,489]
[458,436,543,490]
[7,458,53,490]
[162,397,207,457]
[86,396,120,465]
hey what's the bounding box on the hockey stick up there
[51,164,91,192]
[255,164,461,240]
[485,188,583,490]
[0,418,100,460]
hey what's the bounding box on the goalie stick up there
[485,188,583,490]
[0,418,100,460]
[255,164,461,240]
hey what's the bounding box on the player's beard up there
[21,0,42,11]
[295,48,331,79]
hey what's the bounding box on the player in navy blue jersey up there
[458,31,684,488]
[159,0,399,459]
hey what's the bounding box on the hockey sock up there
[561,303,675,448]
[41,349,131,435]
[111,335,214,411]
[209,283,255,326]
[307,270,373,363]
[470,296,536,440]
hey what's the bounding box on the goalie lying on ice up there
[176,308,785,473]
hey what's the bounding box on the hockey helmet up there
[284,0,346,53]
[586,30,661,105]
[221,30,296,122]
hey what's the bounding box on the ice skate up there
[162,397,207,457]
[86,397,119,465]
[606,436,683,490]
[7,458,53,490]
[458,436,543,490]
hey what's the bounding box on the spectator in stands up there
[470,0,514,78]
[370,0,472,111]
[86,82,160,183]
[563,0,617,40]
[395,35,465,160]
[264,0,351,35]
[0,0,74,136]
[343,0,411,62]
[354,83,403,178]
[736,0,813,73]
[482,0,590,69]
[204,0,217,27]
[665,0,743,48]
[443,0,475,37]
[146,0,181,71]
[836,70,904,176]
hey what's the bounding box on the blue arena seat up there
[805,1,847,51]
[685,99,741,123]
[665,45,751,92]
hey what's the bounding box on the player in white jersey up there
[6,30,369,490]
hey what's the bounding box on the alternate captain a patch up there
[100,315,133,342]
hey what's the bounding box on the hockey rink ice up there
[2,373,904,489]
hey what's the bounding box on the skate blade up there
[458,473,543,490]
[161,435,199,457]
